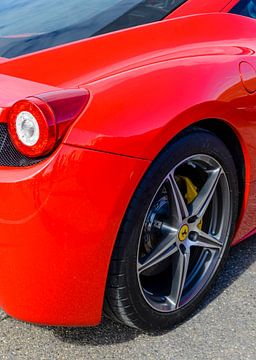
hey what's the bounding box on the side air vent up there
[0,123,43,167]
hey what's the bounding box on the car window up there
[0,0,186,58]
[230,0,256,18]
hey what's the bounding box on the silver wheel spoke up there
[166,173,189,223]
[138,232,178,274]
[192,230,223,250]
[189,167,222,218]
[168,249,190,309]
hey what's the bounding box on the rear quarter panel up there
[65,53,255,180]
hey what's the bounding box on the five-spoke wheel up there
[137,154,231,313]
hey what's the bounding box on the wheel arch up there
[152,118,246,211]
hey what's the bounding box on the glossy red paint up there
[239,61,256,93]
[0,3,255,326]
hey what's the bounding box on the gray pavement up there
[0,236,255,360]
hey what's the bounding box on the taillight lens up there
[8,89,89,158]
[8,98,56,157]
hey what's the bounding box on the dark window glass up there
[231,0,256,18]
[0,0,186,58]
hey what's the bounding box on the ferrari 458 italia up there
[0,0,255,330]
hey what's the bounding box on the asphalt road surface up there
[0,236,255,360]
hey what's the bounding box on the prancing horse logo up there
[178,224,189,242]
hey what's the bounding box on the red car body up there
[0,0,254,326]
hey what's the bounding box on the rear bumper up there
[0,144,149,326]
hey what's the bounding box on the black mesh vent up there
[0,123,43,167]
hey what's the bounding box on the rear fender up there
[64,55,254,181]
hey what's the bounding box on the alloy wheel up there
[137,154,231,313]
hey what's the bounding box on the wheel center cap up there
[178,224,189,242]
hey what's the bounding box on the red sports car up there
[0,0,255,331]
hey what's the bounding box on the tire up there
[104,128,239,331]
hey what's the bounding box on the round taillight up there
[7,89,90,158]
[8,98,57,157]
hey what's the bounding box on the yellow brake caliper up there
[179,176,203,230]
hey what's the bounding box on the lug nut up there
[189,231,198,241]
